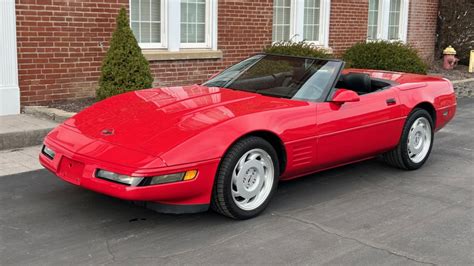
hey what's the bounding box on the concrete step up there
[0,114,58,150]
[24,106,76,123]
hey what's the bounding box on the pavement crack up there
[158,226,257,260]
[104,239,116,263]
[272,212,437,266]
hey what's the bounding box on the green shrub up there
[342,41,428,74]
[97,7,153,101]
[264,40,331,59]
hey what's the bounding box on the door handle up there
[386,98,396,105]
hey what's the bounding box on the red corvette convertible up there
[40,54,456,219]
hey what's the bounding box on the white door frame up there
[0,0,20,116]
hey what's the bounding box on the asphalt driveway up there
[1,98,473,265]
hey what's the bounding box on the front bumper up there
[39,139,220,206]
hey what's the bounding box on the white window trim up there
[130,0,218,51]
[368,0,409,42]
[273,0,331,48]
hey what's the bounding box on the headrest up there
[341,73,372,93]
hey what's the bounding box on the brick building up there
[0,0,439,115]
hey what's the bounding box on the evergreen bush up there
[97,7,153,101]
[342,41,428,74]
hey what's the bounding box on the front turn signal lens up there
[183,170,198,181]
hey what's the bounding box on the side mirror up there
[331,89,360,104]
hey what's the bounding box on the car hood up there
[64,85,301,158]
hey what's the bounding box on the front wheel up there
[383,108,434,170]
[211,137,279,219]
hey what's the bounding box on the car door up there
[315,88,404,169]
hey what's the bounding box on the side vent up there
[290,142,313,167]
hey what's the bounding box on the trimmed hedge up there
[97,7,153,101]
[342,41,428,74]
[264,40,331,59]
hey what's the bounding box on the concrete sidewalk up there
[0,145,43,175]
[0,114,57,150]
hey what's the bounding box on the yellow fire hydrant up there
[443,45,459,70]
[469,50,474,73]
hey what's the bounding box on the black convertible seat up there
[337,73,372,94]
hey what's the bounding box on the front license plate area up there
[58,157,85,185]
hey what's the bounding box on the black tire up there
[383,108,434,170]
[211,136,280,219]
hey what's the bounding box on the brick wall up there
[407,0,439,62]
[328,0,369,56]
[16,0,273,105]
[16,0,129,105]
[16,0,438,106]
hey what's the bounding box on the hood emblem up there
[101,128,115,136]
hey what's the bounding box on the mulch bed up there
[48,97,96,113]
[428,60,473,81]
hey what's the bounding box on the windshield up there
[203,54,343,102]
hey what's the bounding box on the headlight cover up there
[149,173,184,185]
[95,169,197,186]
[96,169,144,186]
[42,145,55,159]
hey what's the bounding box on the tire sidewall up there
[400,109,434,170]
[219,137,280,219]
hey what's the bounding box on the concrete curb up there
[24,106,76,123]
[0,128,54,150]
[452,78,474,84]
[0,114,58,151]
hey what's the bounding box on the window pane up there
[181,0,206,44]
[141,0,150,21]
[131,0,139,21]
[151,0,161,22]
[388,0,401,40]
[131,22,140,42]
[181,23,188,42]
[196,24,205,42]
[303,0,320,42]
[140,22,151,42]
[367,0,379,40]
[272,0,291,42]
[151,22,161,42]
[130,0,161,44]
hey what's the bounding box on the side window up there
[294,61,342,102]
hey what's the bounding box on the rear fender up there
[395,79,456,130]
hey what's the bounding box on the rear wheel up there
[383,108,434,170]
[211,137,279,219]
